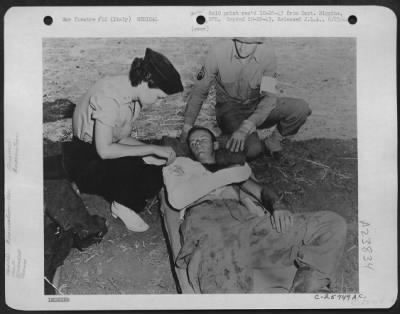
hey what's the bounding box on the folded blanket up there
[175,200,346,293]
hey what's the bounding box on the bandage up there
[260,76,277,94]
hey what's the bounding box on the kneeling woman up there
[67,48,183,232]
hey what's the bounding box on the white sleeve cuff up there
[240,120,256,135]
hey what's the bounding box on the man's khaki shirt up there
[185,39,277,126]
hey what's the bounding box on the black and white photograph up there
[42,37,359,295]
[4,6,397,310]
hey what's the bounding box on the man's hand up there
[225,119,256,153]
[179,123,192,143]
[270,202,293,233]
[226,129,247,152]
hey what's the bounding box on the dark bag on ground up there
[43,177,108,294]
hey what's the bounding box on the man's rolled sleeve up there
[184,48,219,126]
[90,95,119,127]
[247,94,277,127]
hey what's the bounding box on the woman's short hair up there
[129,57,159,88]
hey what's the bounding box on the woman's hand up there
[152,146,177,165]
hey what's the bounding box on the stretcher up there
[159,188,195,293]
[157,138,294,293]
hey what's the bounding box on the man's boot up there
[264,128,283,160]
[290,265,331,293]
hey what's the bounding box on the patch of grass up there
[251,138,358,292]
[43,99,76,123]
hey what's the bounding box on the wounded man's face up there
[188,130,215,163]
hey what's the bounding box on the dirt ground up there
[43,38,358,294]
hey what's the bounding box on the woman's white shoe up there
[111,202,149,232]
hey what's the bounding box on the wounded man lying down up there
[162,126,347,294]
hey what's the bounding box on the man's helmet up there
[233,37,264,44]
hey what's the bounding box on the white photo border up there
[4,6,397,310]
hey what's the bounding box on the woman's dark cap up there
[143,48,184,95]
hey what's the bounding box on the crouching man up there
[163,126,347,293]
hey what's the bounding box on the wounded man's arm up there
[163,161,252,210]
